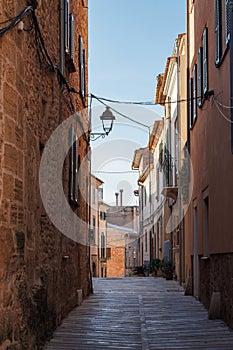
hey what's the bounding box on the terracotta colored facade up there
[106,205,139,277]
[186,0,233,327]
[0,0,89,348]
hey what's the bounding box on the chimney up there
[119,189,123,207]
[115,192,119,207]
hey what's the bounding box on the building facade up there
[0,1,89,348]
[132,121,166,273]
[98,200,109,278]
[155,34,188,283]
[186,0,233,328]
[105,204,139,277]
[90,175,103,278]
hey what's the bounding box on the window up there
[197,47,203,108]
[215,0,232,66]
[203,27,208,96]
[100,211,106,220]
[189,77,193,129]
[144,187,147,207]
[98,187,103,202]
[189,63,198,129]
[145,231,148,252]
[101,233,106,258]
[79,36,87,106]
[61,0,75,73]
[106,247,111,259]
[156,166,159,201]
[193,64,197,124]
[69,125,78,204]
[69,13,74,61]
[225,0,231,45]
[164,141,170,186]
[92,186,96,204]
[197,28,208,108]
[92,217,96,243]
[215,0,222,65]
[64,0,69,54]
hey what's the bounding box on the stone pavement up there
[45,277,233,349]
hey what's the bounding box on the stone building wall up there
[107,246,125,278]
[0,0,90,349]
[199,253,233,329]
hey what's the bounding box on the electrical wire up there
[92,170,137,174]
[0,6,33,36]
[213,95,233,110]
[0,5,89,144]
[0,15,18,25]
[213,98,233,124]
[4,7,232,139]
[90,93,205,107]
[92,94,150,129]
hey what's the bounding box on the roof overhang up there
[138,163,154,185]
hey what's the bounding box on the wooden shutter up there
[64,0,69,53]
[189,77,193,129]
[197,47,203,108]
[225,0,231,44]
[106,248,111,259]
[215,0,222,65]
[69,126,78,203]
[82,49,87,106]
[69,13,74,60]
[72,138,78,202]
[69,125,74,201]
[203,27,208,96]
[79,36,86,104]
[193,64,197,124]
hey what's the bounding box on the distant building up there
[105,201,139,277]
[132,121,164,271]
[90,175,104,277]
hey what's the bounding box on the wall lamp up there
[90,107,115,141]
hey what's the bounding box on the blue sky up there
[88,1,186,205]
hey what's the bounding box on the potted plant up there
[161,258,174,280]
[132,266,145,276]
[150,259,163,277]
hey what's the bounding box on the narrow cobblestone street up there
[45,277,233,349]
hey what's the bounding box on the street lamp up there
[90,107,116,141]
